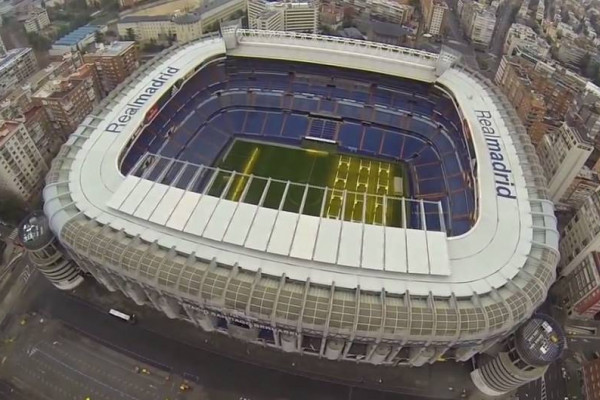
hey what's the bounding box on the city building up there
[118,0,245,43]
[119,0,144,8]
[118,15,174,42]
[248,0,319,33]
[0,48,38,98]
[536,0,544,22]
[319,3,343,25]
[0,120,47,201]
[560,167,600,209]
[420,0,446,35]
[583,358,600,400]
[32,64,101,137]
[458,1,496,48]
[503,23,550,59]
[559,191,600,275]
[367,20,410,45]
[537,123,594,203]
[18,211,84,290]
[517,0,529,19]
[468,8,496,48]
[556,40,589,67]
[367,0,413,25]
[51,25,103,56]
[42,30,558,369]
[555,252,600,319]
[253,10,284,30]
[22,7,50,33]
[83,41,139,95]
[471,315,565,396]
[495,53,587,145]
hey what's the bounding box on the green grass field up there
[209,140,408,226]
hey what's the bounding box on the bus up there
[109,309,136,323]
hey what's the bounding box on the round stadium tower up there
[42,29,559,366]
[18,210,84,290]
[471,314,566,396]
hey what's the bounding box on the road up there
[0,317,192,400]
[12,274,479,400]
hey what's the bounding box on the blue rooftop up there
[54,25,100,46]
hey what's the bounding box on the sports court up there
[210,139,409,226]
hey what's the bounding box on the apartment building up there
[22,7,50,33]
[429,1,447,35]
[0,120,47,201]
[248,0,318,33]
[503,23,550,59]
[253,10,284,30]
[583,359,600,400]
[368,0,413,25]
[469,8,495,47]
[495,54,586,146]
[32,64,101,137]
[538,123,594,203]
[83,41,138,95]
[560,167,600,209]
[536,0,544,22]
[0,48,38,98]
[118,0,245,42]
[458,0,496,48]
[420,0,446,35]
[555,252,600,319]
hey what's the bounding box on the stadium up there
[42,29,559,366]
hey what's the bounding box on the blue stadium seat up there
[338,124,362,150]
[380,131,403,158]
[283,115,309,138]
[264,113,284,136]
[362,127,383,153]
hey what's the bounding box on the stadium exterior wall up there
[42,30,558,366]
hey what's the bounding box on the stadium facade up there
[42,29,559,367]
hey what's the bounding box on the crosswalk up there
[541,377,547,400]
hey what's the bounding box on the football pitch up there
[209,140,409,226]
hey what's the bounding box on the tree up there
[26,32,52,51]
[0,193,29,226]
[126,27,135,41]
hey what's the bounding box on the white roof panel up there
[149,186,185,225]
[337,222,363,268]
[406,229,429,275]
[223,203,259,245]
[245,208,278,251]
[313,219,341,264]
[119,179,153,215]
[362,224,385,270]
[267,211,299,256]
[384,227,407,273]
[426,231,450,276]
[290,215,319,260]
[133,184,168,220]
[166,191,201,231]
[203,200,238,241]
[107,175,140,210]
[183,196,219,236]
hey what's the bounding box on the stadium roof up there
[54,25,100,46]
[44,30,558,333]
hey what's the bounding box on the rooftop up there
[0,120,21,147]
[86,41,136,57]
[54,25,100,46]
[0,48,33,71]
